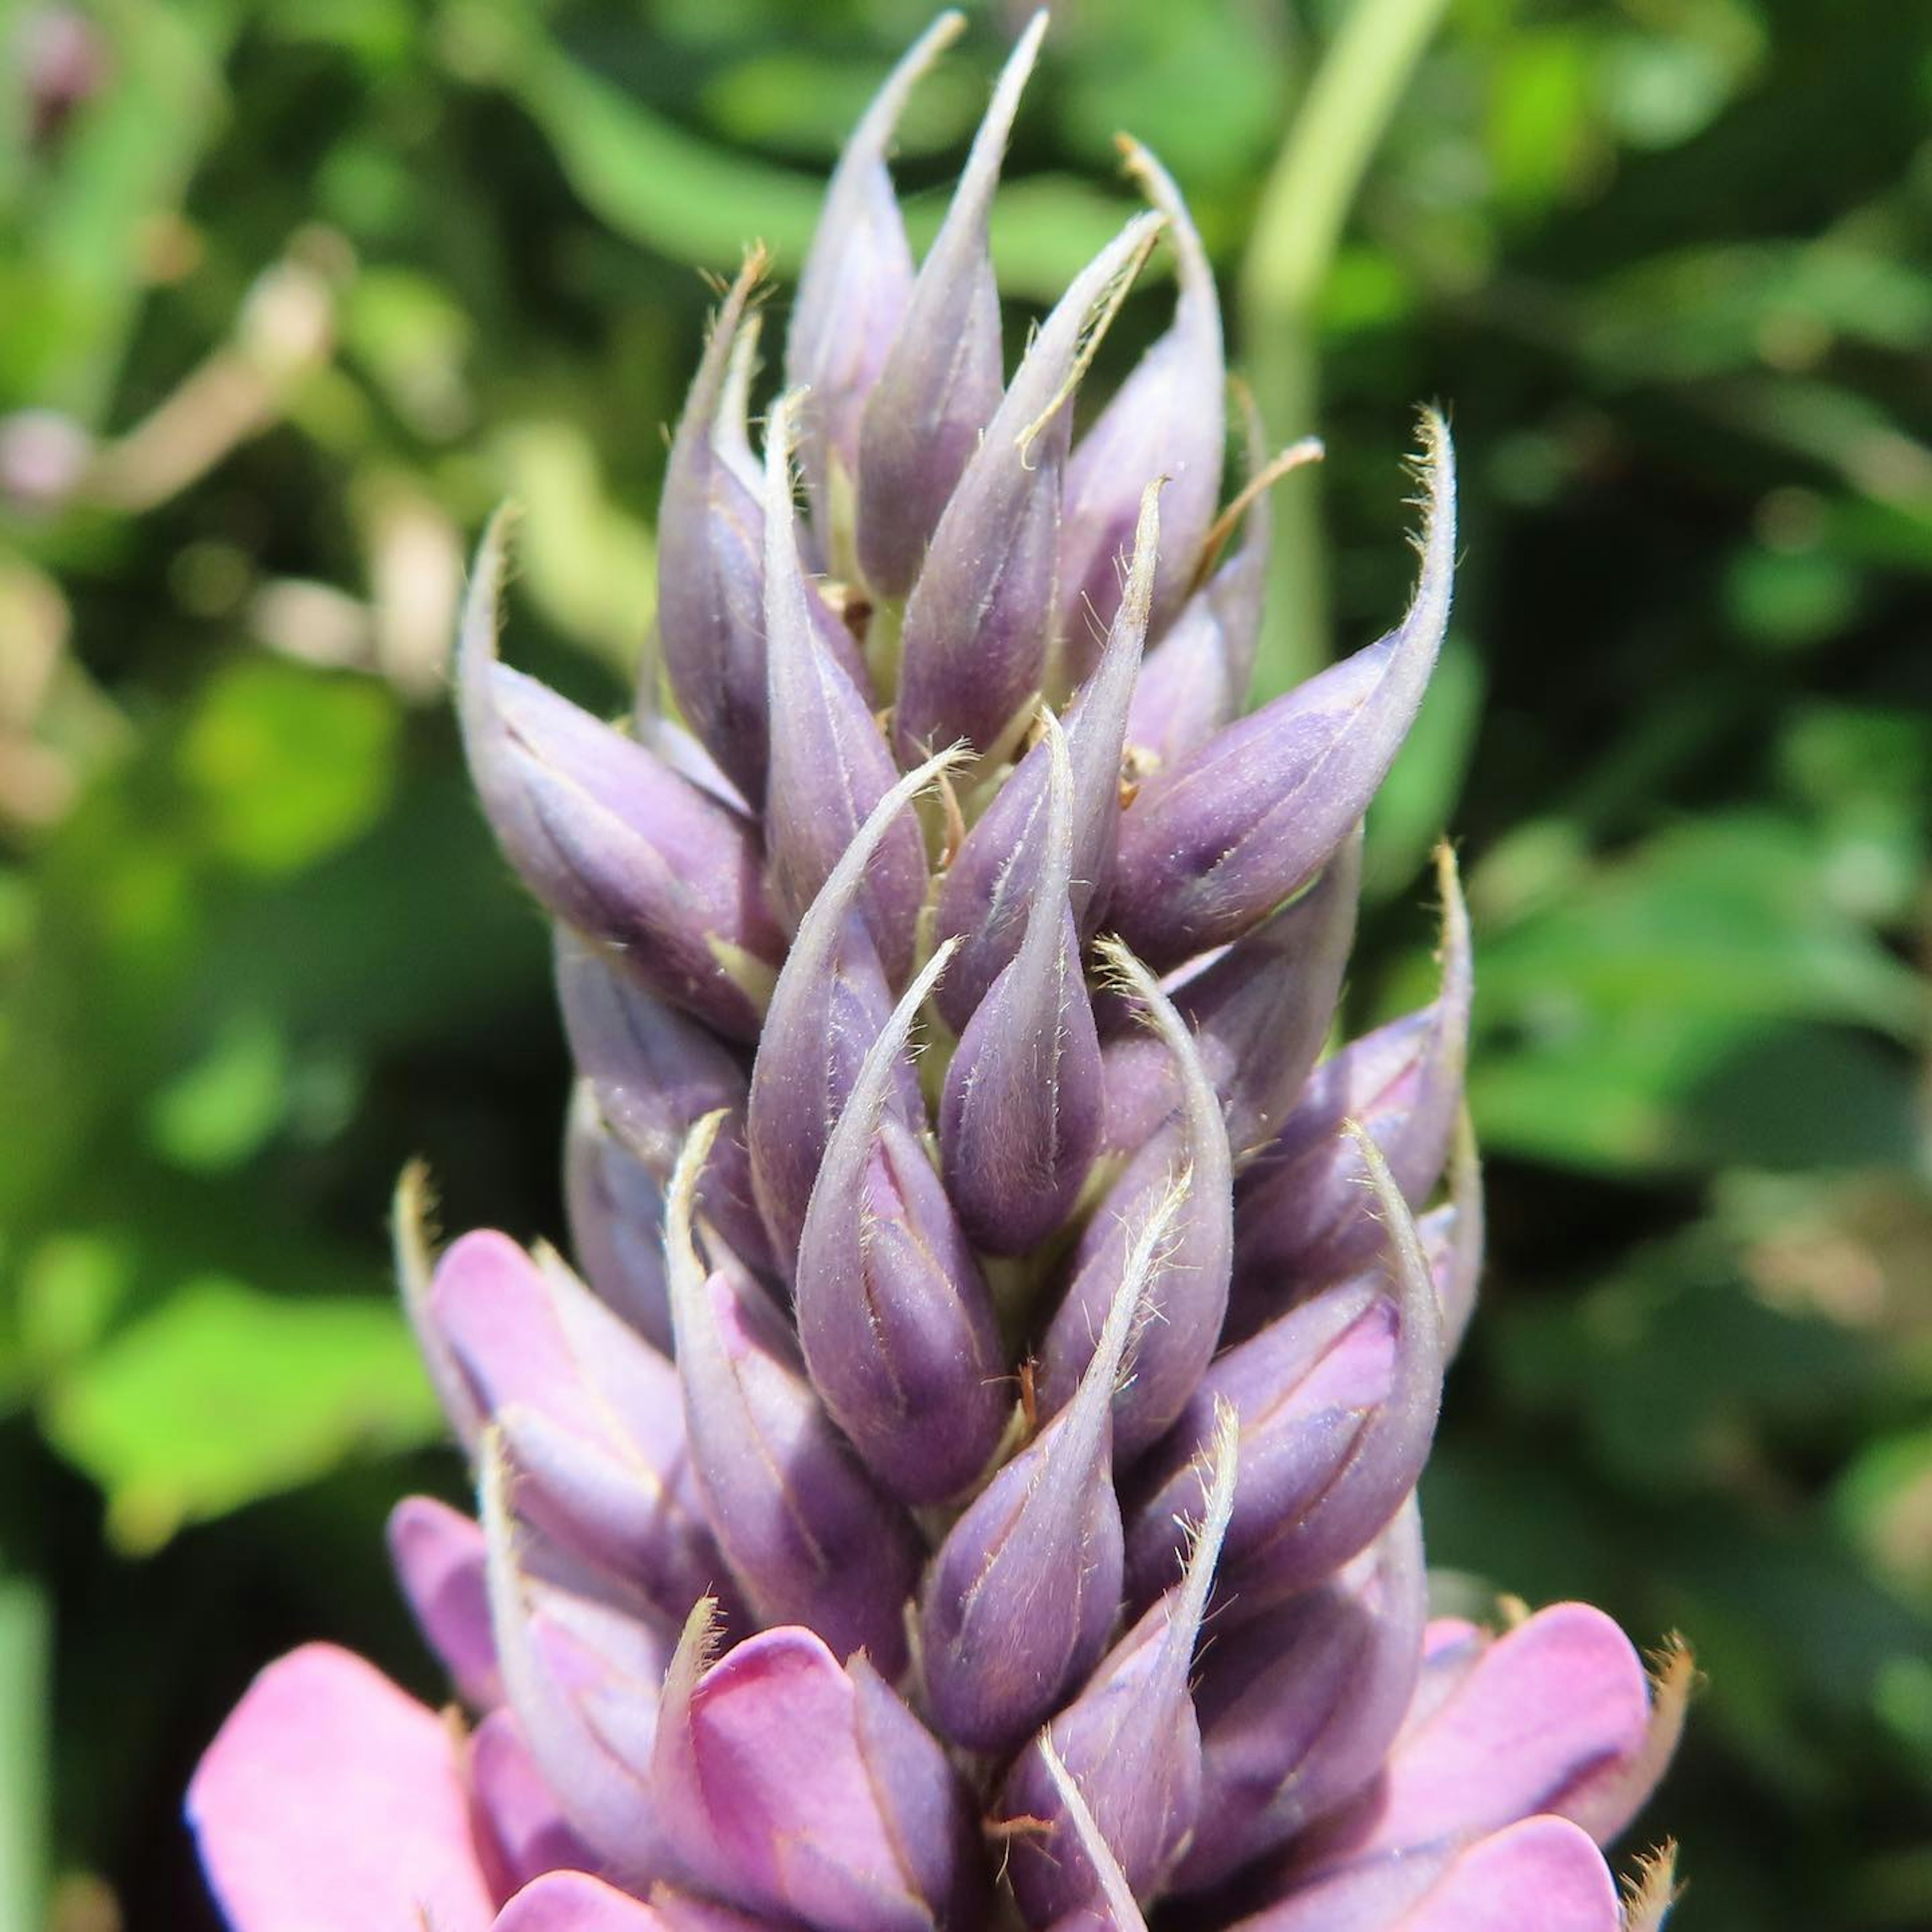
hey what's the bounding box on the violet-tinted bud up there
[458,512,785,1041]
[1056,141,1223,678]
[495,1870,672,1932]
[1126,1131,1443,1609]
[1433,1108,1484,1358]
[934,482,1160,1032]
[481,1436,672,1884]
[784,13,965,552]
[1101,826,1360,1161]
[763,391,925,980]
[565,1091,676,1353]
[1034,1738,1152,1932]
[997,1407,1238,1925]
[918,1181,1179,1753]
[649,1604,987,1932]
[1038,939,1232,1462]
[1112,413,1454,965]
[1236,844,1472,1289]
[1175,1499,1426,1891]
[387,1494,500,1709]
[1125,422,1321,767]
[895,213,1160,761]
[431,1231,726,1623]
[666,1119,923,1672]
[469,1708,594,1900]
[795,941,1008,1502]
[746,748,957,1263]
[941,712,1104,1253]
[856,14,1045,598]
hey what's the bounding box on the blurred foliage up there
[1,0,1928,1927]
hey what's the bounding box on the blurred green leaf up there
[41,1277,440,1553]
[145,1011,288,1172]
[0,1571,48,1932]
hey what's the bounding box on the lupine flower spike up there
[190,17,1684,1932]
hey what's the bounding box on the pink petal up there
[188,1643,494,1932]
[494,1870,668,1931]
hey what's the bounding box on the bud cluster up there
[190,16,1682,1932]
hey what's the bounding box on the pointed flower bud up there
[649,1604,985,1932]
[1056,140,1224,676]
[763,389,925,979]
[495,1871,672,1932]
[856,14,1046,597]
[795,940,1008,1502]
[1038,937,1233,1461]
[747,747,959,1263]
[1034,1737,1151,1932]
[933,481,1161,1032]
[458,511,785,1040]
[1236,844,1472,1290]
[895,213,1160,761]
[387,1494,500,1710]
[941,711,1104,1253]
[998,1405,1239,1925]
[667,1117,923,1671]
[1127,1130,1443,1609]
[918,1179,1181,1753]
[784,12,966,547]
[1112,412,1455,965]
[566,1090,677,1353]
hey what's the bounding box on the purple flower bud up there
[918,1180,1181,1753]
[458,512,785,1041]
[1125,424,1322,767]
[1175,1499,1426,1891]
[856,14,1046,598]
[649,1605,986,1932]
[481,1436,673,1884]
[941,712,1104,1254]
[997,1407,1238,1925]
[666,1118,923,1672]
[1111,413,1455,965]
[1056,141,1223,679]
[747,749,958,1263]
[1230,1815,1622,1932]
[784,12,966,551]
[1433,1108,1484,1358]
[1101,826,1361,1161]
[495,1870,671,1931]
[387,1495,500,1709]
[895,214,1161,761]
[565,1091,677,1353]
[933,482,1161,1032]
[1236,845,1472,1291]
[431,1231,727,1623]
[1125,1130,1443,1610]
[1037,939,1233,1462]
[795,940,1008,1502]
[1031,1736,1152,1932]
[762,391,926,981]
[469,1708,594,1898]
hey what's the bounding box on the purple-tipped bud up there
[387,1495,500,1709]
[918,1181,1180,1753]
[458,512,785,1041]
[747,748,958,1263]
[784,13,965,550]
[895,213,1160,761]
[1034,1738,1152,1932]
[1101,826,1361,1161]
[666,1118,922,1672]
[1038,938,1232,1461]
[941,712,1104,1253]
[856,14,1045,598]
[1236,845,1472,1289]
[481,1436,672,1883]
[1112,412,1454,965]
[495,1870,672,1931]
[650,1604,986,1932]
[1126,1131,1443,1609]
[795,940,1008,1503]
[1125,423,1321,766]
[430,1231,726,1622]
[1175,1499,1427,1891]
[1057,141,1224,677]
[469,1708,594,1899]
[565,1091,676,1352]
[763,390,926,980]
[998,1406,1238,1925]
[934,482,1161,1031]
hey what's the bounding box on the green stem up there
[1238,0,1452,695]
